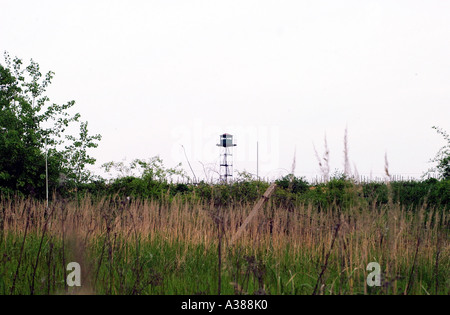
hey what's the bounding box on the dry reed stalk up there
[30,204,54,295]
[434,231,442,295]
[404,233,421,295]
[10,205,31,295]
[314,134,330,182]
[343,127,351,178]
[313,223,341,295]
[210,209,225,295]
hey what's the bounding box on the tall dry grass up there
[0,192,448,295]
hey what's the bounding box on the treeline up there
[17,175,448,211]
[274,176,449,210]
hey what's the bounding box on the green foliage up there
[0,52,101,197]
[390,178,450,208]
[275,175,309,194]
[427,126,450,180]
[63,121,102,185]
[362,182,388,206]
[96,156,189,200]
[272,175,449,211]
[102,156,186,183]
[68,171,450,211]
[206,180,269,207]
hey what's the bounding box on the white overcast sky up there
[1,1,449,181]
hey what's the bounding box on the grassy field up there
[0,190,448,295]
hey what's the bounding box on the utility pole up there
[257,141,259,181]
[45,137,48,209]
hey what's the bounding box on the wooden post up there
[230,183,277,245]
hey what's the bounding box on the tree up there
[0,52,101,196]
[63,121,102,185]
[426,126,450,180]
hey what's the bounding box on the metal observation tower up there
[217,133,236,183]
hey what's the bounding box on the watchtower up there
[217,133,236,183]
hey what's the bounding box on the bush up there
[275,175,309,194]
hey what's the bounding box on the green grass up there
[1,233,448,295]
